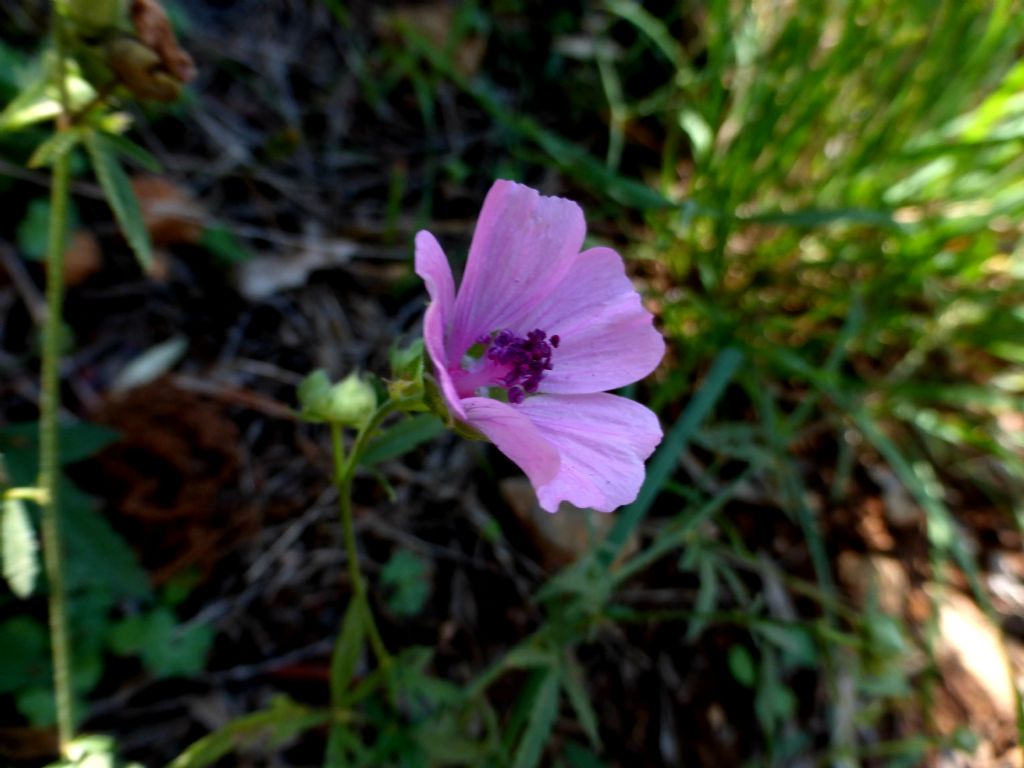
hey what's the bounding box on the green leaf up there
[84,129,154,272]
[17,198,59,261]
[679,107,713,161]
[0,420,119,472]
[562,655,600,749]
[167,696,328,768]
[727,645,756,687]
[513,667,561,768]
[99,132,162,173]
[201,225,252,265]
[0,61,96,133]
[380,550,431,616]
[0,422,146,597]
[361,414,445,466]
[0,74,59,132]
[61,481,150,597]
[17,685,56,726]
[756,623,819,669]
[0,616,50,692]
[108,608,213,678]
[501,645,558,670]
[331,597,367,702]
[28,127,84,169]
[563,741,611,768]
[2,497,38,598]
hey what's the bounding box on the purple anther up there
[476,327,558,405]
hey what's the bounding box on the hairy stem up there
[41,146,74,753]
[40,4,75,752]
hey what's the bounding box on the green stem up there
[40,4,75,752]
[41,146,74,753]
[328,399,412,669]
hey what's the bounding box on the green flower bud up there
[328,373,377,428]
[297,370,377,427]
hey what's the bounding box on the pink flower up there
[415,180,665,513]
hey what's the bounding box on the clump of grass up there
[398,0,1024,763]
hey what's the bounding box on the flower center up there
[453,328,559,404]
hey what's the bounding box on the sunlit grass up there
[396,0,1024,762]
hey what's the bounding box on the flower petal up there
[463,396,561,490]
[448,180,587,359]
[415,230,465,420]
[531,247,664,394]
[519,393,662,513]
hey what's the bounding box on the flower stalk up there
[327,399,413,671]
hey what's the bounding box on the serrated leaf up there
[0,422,146,598]
[61,481,150,597]
[0,616,49,692]
[84,130,154,272]
[513,667,561,768]
[331,597,367,703]
[2,497,38,598]
[108,608,213,678]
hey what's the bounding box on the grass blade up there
[599,347,744,568]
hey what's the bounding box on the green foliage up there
[361,414,444,467]
[84,129,154,273]
[167,696,329,768]
[0,421,148,596]
[512,668,561,768]
[0,422,212,725]
[380,550,431,616]
[0,616,52,719]
[330,597,367,703]
[18,197,69,261]
[200,224,253,264]
[107,608,214,679]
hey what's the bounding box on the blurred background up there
[1,1,1024,766]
